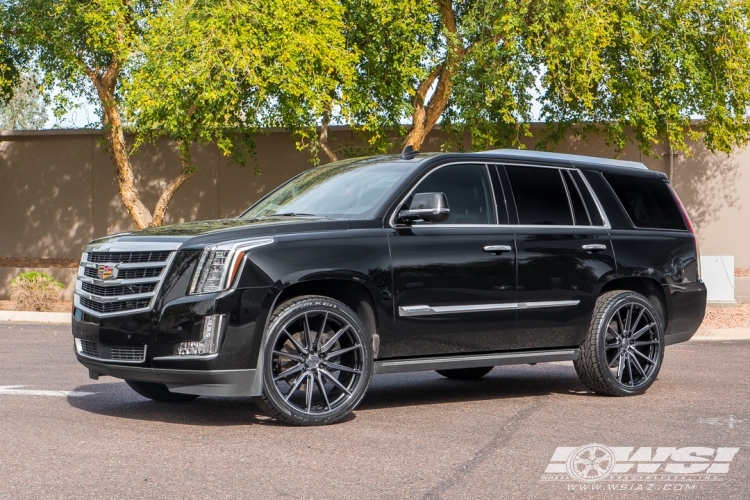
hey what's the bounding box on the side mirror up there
[399,192,450,223]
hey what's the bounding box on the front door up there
[389,163,517,357]
[499,164,616,349]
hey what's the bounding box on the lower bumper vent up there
[76,339,147,363]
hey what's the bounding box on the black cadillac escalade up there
[72,149,707,425]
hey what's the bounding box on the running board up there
[373,349,580,375]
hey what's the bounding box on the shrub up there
[10,272,65,312]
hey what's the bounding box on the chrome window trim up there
[74,338,147,364]
[558,168,577,225]
[399,300,580,317]
[564,169,593,225]
[389,160,611,230]
[74,250,177,318]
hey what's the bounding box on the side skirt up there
[373,349,580,375]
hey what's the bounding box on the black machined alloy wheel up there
[575,291,665,396]
[255,295,374,425]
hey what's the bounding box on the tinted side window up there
[414,164,496,224]
[562,170,591,225]
[603,172,686,230]
[506,166,573,225]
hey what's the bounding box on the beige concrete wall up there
[0,126,748,274]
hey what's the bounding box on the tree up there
[336,0,750,156]
[2,0,353,228]
[0,73,47,130]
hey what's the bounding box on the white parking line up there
[0,385,95,397]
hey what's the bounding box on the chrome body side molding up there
[374,348,580,374]
[398,300,580,317]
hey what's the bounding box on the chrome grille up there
[75,244,179,318]
[81,282,156,297]
[76,339,146,363]
[88,251,170,263]
[84,267,162,280]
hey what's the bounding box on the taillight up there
[667,182,701,279]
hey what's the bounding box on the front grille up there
[82,281,156,297]
[77,339,146,363]
[84,267,162,280]
[76,248,174,317]
[79,297,151,314]
[88,251,170,263]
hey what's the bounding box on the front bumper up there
[71,286,276,396]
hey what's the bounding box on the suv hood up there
[86,217,351,250]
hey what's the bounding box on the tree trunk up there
[318,106,338,162]
[90,73,154,229]
[151,142,195,227]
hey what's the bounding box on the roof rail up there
[480,149,648,170]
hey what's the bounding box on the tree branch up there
[318,104,338,162]
[151,142,195,227]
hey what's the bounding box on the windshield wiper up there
[269,212,317,217]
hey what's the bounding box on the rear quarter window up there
[603,172,686,230]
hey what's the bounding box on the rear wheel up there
[575,291,664,396]
[125,380,200,402]
[436,366,493,380]
[254,295,374,426]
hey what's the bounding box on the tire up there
[254,295,374,426]
[125,380,200,402]
[436,366,493,380]
[574,290,665,396]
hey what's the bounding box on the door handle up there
[582,244,607,251]
[483,245,512,253]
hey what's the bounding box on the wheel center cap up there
[306,354,321,369]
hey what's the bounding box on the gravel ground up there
[736,268,750,277]
[702,304,750,329]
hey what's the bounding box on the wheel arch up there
[600,277,668,329]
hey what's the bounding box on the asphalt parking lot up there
[0,323,748,499]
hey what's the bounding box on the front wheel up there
[125,380,200,402]
[254,295,374,426]
[574,291,665,396]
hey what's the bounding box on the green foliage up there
[0,73,47,129]
[10,272,65,312]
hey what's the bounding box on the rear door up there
[498,164,617,349]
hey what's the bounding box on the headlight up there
[189,237,275,294]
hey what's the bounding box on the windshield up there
[242,158,411,218]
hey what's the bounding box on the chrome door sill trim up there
[399,300,580,317]
[374,349,580,374]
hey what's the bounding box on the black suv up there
[72,150,706,425]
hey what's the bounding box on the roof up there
[480,149,648,170]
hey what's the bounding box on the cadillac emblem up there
[97,264,118,280]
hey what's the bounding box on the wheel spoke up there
[624,304,634,335]
[316,371,330,411]
[284,372,306,401]
[631,348,656,365]
[320,325,350,353]
[626,353,634,386]
[632,340,659,347]
[320,368,352,395]
[631,308,645,333]
[284,330,308,355]
[608,351,621,368]
[303,313,313,351]
[315,312,328,352]
[615,312,626,338]
[273,362,304,381]
[631,323,655,340]
[305,372,314,412]
[324,360,362,374]
[326,344,361,359]
[630,352,647,378]
[273,350,304,362]
[607,326,623,341]
[617,353,626,382]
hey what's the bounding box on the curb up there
[690,329,750,341]
[0,311,71,324]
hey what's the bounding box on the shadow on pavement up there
[67,363,593,425]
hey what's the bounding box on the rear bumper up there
[664,280,707,345]
[79,357,259,397]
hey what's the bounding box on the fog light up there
[174,314,226,356]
